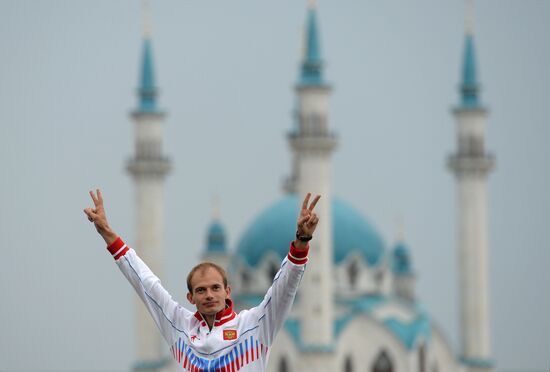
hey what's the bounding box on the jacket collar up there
[194,298,236,328]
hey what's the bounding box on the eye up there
[196,288,205,294]
[213,285,221,291]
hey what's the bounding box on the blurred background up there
[0,0,548,371]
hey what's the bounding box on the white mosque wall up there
[266,330,300,372]
[430,323,459,372]
[337,316,409,372]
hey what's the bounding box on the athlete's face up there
[186,267,231,316]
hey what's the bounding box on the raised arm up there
[251,192,321,346]
[83,189,190,345]
[83,189,117,245]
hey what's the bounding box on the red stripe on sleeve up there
[107,237,124,255]
[113,246,129,260]
[287,241,309,265]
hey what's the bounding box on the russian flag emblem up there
[223,329,237,340]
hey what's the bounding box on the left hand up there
[297,192,321,238]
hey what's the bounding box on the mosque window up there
[375,270,384,287]
[344,355,354,372]
[419,344,426,372]
[278,356,289,372]
[347,260,359,289]
[372,350,393,372]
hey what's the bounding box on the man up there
[84,189,320,371]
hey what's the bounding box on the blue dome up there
[235,194,385,267]
[206,221,226,253]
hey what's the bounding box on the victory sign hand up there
[297,192,321,238]
[83,189,117,245]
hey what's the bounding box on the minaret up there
[288,0,337,351]
[126,1,172,371]
[447,1,494,371]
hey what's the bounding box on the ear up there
[225,285,232,298]
[186,292,195,305]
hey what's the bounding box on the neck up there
[203,313,215,330]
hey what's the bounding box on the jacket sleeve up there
[107,237,192,344]
[246,241,308,347]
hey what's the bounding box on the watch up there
[296,230,312,242]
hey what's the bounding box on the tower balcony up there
[447,153,495,176]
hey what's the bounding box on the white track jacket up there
[107,237,308,372]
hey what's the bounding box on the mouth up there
[203,302,218,307]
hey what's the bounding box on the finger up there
[96,189,104,205]
[89,190,99,207]
[308,194,321,211]
[297,214,310,227]
[83,208,96,221]
[309,215,319,226]
[302,192,311,210]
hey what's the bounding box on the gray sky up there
[1,0,548,370]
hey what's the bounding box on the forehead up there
[190,267,224,288]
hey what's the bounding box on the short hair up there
[186,262,228,293]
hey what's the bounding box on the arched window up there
[372,350,393,372]
[419,344,426,372]
[375,270,384,287]
[348,260,359,289]
[279,356,289,372]
[344,355,354,372]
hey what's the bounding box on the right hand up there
[84,189,117,245]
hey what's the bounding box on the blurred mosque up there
[125,1,494,371]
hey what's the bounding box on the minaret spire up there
[460,0,481,109]
[299,0,324,86]
[137,0,158,113]
[448,1,495,371]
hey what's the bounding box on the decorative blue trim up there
[133,356,171,371]
[383,315,431,350]
[283,295,432,351]
[284,318,335,352]
[459,356,495,368]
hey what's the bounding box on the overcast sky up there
[1,1,549,371]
